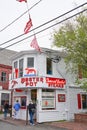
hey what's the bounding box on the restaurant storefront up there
[9,76,66,122]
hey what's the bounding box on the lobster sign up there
[24,68,36,76]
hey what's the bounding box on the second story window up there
[27,57,34,68]
[46,58,52,75]
[13,61,18,79]
[19,59,24,77]
[1,72,6,82]
[14,61,18,68]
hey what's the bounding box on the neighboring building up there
[9,48,87,122]
[0,48,17,110]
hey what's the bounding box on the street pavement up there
[0,114,67,130]
[0,114,87,130]
[0,121,67,130]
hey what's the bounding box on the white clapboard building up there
[9,48,87,123]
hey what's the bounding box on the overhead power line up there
[0,8,87,52]
[0,2,87,47]
[0,0,42,32]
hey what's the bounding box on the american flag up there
[24,18,33,34]
[30,36,41,52]
[16,0,27,2]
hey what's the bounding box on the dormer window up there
[27,57,34,68]
[46,58,52,75]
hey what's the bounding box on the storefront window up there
[21,97,26,108]
[82,94,87,109]
[14,96,26,109]
[42,89,55,110]
[1,93,9,106]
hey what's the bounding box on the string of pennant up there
[16,0,41,52]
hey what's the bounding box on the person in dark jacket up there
[28,100,36,125]
[3,101,9,119]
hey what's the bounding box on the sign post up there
[25,106,28,125]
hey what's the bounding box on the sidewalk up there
[0,114,87,130]
[46,121,87,130]
[0,114,27,126]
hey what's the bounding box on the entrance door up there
[31,89,37,121]
[31,89,37,104]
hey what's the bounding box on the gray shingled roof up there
[0,48,17,66]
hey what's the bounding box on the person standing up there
[28,100,36,125]
[3,101,9,119]
[13,100,21,119]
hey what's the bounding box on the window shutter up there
[77,94,81,109]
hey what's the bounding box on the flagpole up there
[26,0,30,19]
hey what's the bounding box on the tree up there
[52,11,87,90]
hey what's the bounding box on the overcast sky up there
[0,0,87,52]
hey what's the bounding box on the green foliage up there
[52,10,87,89]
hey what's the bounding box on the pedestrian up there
[9,105,12,117]
[3,101,9,119]
[28,100,36,125]
[13,100,21,119]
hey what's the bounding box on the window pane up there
[14,61,18,68]
[82,95,87,109]
[27,57,34,68]
[1,72,6,81]
[46,58,52,75]
[42,89,55,109]
[1,93,9,106]
[19,59,23,77]
[21,97,26,107]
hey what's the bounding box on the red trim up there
[15,89,23,92]
[77,94,81,109]
[58,94,66,102]
[15,68,18,78]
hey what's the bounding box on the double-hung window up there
[27,57,34,68]
[19,59,24,77]
[1,72,6,82]
[14,61,18,69]
[46,58,52,75]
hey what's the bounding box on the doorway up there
[31,89,37,104]
[31,89,37,121]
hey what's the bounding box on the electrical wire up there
[0,0,42,33]
[0,8,87,52]
[0,2,86,47]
